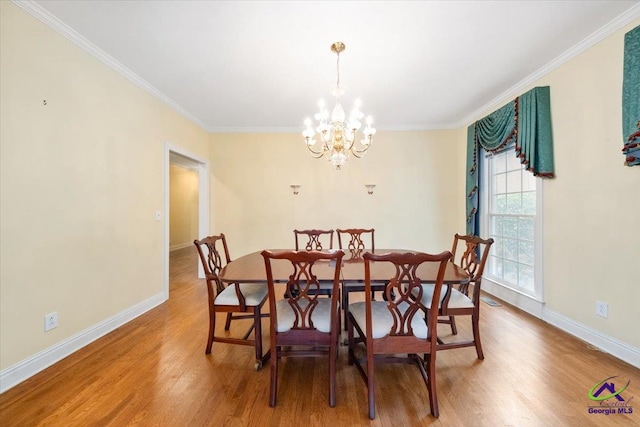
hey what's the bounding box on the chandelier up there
[302,42,376,169]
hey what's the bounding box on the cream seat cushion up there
[349,301,428,339]
[214,283,267,306]
[275,298,337,333]
[416,284,475,310]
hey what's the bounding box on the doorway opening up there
[164,143,209,299]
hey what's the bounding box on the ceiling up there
[25,0,640,132]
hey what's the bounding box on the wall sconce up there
[290,184,301,195]
[365,184,376,195]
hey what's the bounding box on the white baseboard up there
[0,292,166,393]
[482,278,640,369]
[169,242,193,251]
[542,309,640,369]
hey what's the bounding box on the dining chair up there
[193,234,270,370]
[415,233,494,359]
[293,229,335,296]
[347,250,453,419]
[261,249,345,407]
[336,228,376,329]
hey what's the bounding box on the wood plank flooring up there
[1,246,639,426]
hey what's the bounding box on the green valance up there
[466,86,555,234]
[475,101,517,151]
[622,24,640,167]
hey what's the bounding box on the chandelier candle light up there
[303,42,376,169]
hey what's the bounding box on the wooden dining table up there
[219,249,470,285]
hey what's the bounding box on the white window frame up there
[479,146,545,317]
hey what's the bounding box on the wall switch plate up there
[155,210,161,221]
[596,301,608,318]
[45,312,58,331]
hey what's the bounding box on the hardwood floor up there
[1,246,639,426]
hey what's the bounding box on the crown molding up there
[207,124,458,133]
[12,0,212,132]
[457,3,640,128]
[207,126,301,134]
[378,123,459,131]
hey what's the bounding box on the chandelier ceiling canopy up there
[303,42,376,169]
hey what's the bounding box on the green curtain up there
[466,86,555,235]
[622,24,640,167]
[516,87,555,177]
[466,126,479,234]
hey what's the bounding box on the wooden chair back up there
[294,229,334,251]
[450,233,494,297]
[193,234,232,301]
[336,228,375,258]
[262,249,343,333]
[363,251,452,344]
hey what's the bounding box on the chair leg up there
[343,290,349,331]
[425,353,439,417]
[206,309,215,354]
[329,317,338,407]
[347,314,355,365]
[253,309,264,370]
[269,347,278,407]
[449,315,457,335]
[269,312,279,407]
[336,289,342,333]
[472,312,484,360]
[367,347,376,420]
[224,312,232,330]
[415,354,435,416]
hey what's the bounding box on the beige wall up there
[540,19,640,347]
[169,165,199,250]
[209,130,467,257]
[0,2,210,369]
[470,19,640,347]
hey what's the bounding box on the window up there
[481,147,540,297]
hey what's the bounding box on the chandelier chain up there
[336,50,340,90]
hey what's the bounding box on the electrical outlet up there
[44,312,58,331]
[596,301,608,319]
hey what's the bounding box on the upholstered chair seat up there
[274,298,337,333]
[215,283,268,306]
[348,301,428,339]
[415,284,475,310]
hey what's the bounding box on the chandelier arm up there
[350,148,369,158]
[352,139,373,155]
[306,144,327,158]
